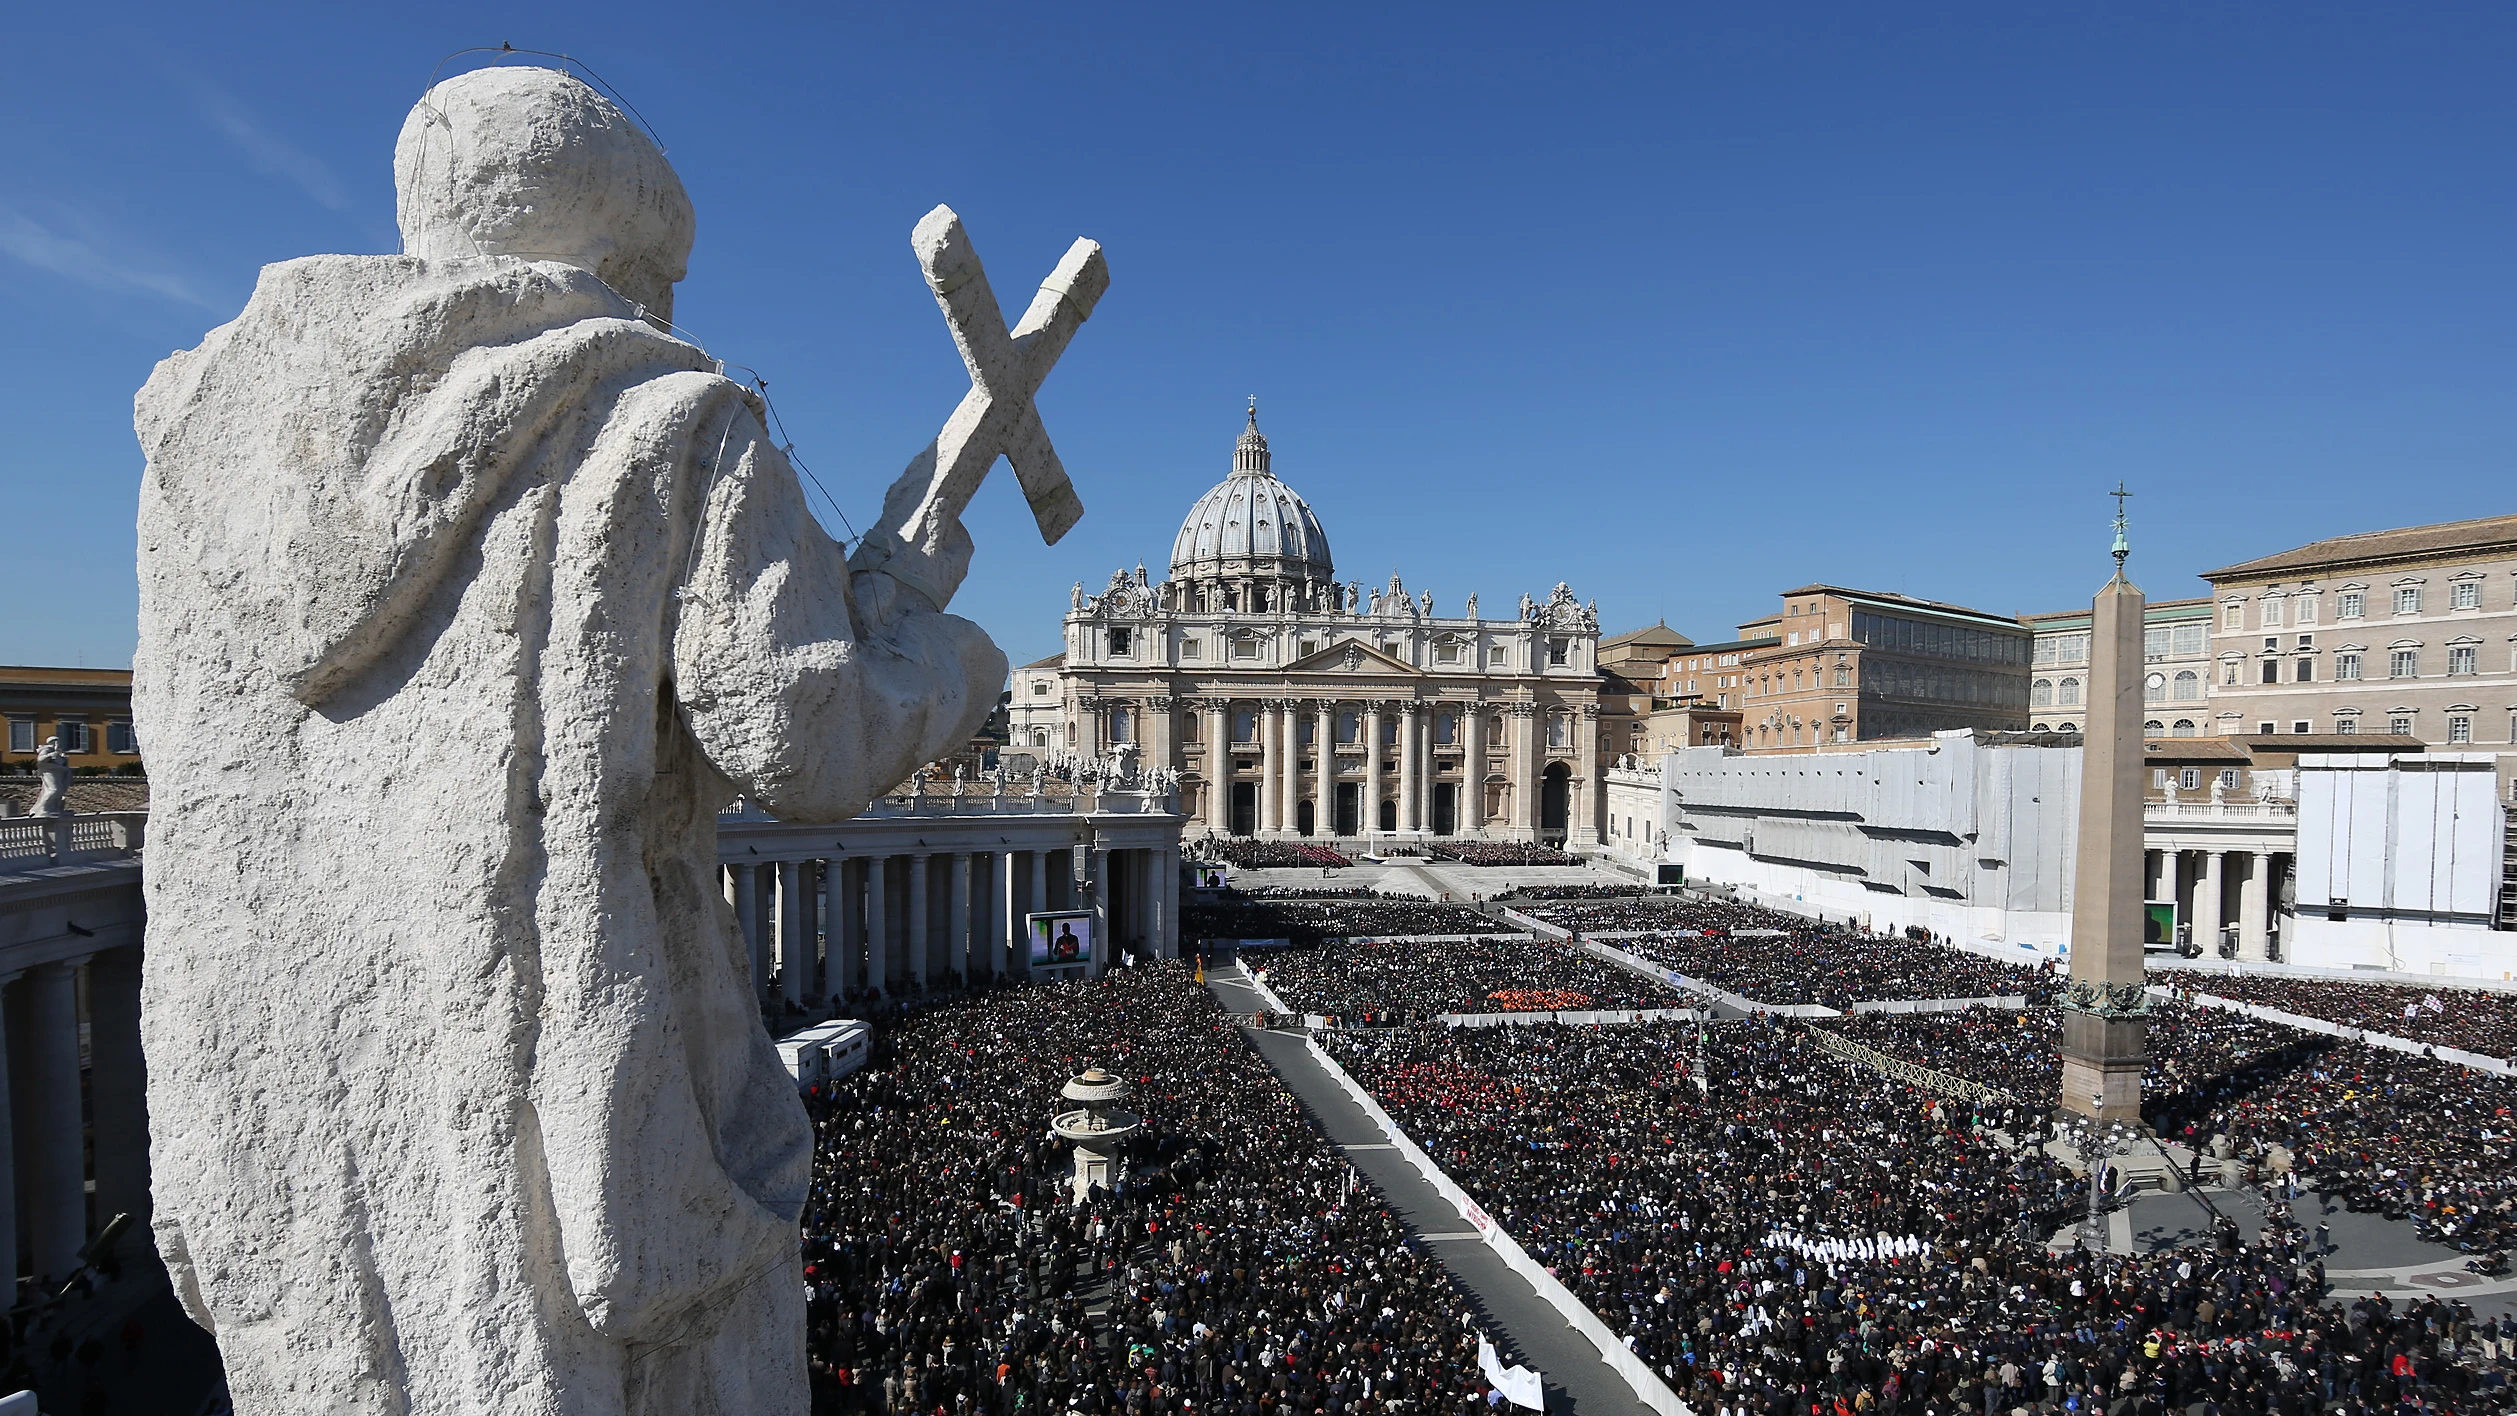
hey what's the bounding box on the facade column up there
[89,948,150,1228]
[864,857,890,996]
[2194,851,2226,958]
[2237,852,2271,961]
[1398,704,1422,833]
[1159,846,1180,959]
[1363,704,1386,836]
[1258,702,1283,834]
[21,963,84,1282]
[949,852,973,985]
[1145,697,1177,789]
[1463,705,1487,834]
[908,854,932,989]
[991,850,1014,979]
[1312,700,1334,838]
[1280,699,1302,834]
[733,863,766,997]
[776,860,806,1007]
[1203,700,1231,833]
[1571,704,1601,845]
[1510,704,1539,837]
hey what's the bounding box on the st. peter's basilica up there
[1009,406,1605,844]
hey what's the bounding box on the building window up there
[2389,715,2413,736]
[2448,714,2473,744]
[1107,626,1132,656]
[1231,635,1262,661]
[2452,580,2481,610]
[2057,677,2081,706]
[2333,718,2355,735]
[1832,727,1847,743]
[1336,711,1359,744]
[2220,769,2241,790]
[2259,661,2279,684]
[107,720,137,754]
[1548,638,1569,667]
[1182,714,1201,743]
[2335,652,2362,680]
[2293,596,2318,626]
[55,719,89,753]
[2032,679,2053,707]
[1109,707,1132,744]
[2222,601,2243,630]
[1547,712,1570,748]
[1180,639,1202,660]
[5,717,30,754]
[2338,590,2364,619]
[2260,597,2283,628]
[1232,711,1257,743]
[2292,721,2311,734]
[2147,672,2168,699]
[2395,585,2422,615]
[2389,648,2419,678]
[2294,659,2314,683]
[2145,627,2171,659]
[2222,662,2239,685]
[1435,712,1458,745]
[2059,722,2078,733]
[1065,722,1078,747]
[2171,623,2206,655]
[2146,720,2166,735]
[2449,644,2478,675]
[1434,640,1463,666]
[1833,667,1850,688]
[2171,670,2200,701]
[2256,721,2276,735]
[2174,720,2198,737]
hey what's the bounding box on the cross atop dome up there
[1234,398,1271,476]
[1172,403,1330,586]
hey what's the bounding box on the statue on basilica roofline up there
[1464,592,1478,620]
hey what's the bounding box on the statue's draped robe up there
[133,255,1004,1415]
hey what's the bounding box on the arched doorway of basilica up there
[1431,783,1457,836]
[1377,797,1398,832]
[1539,762,1571,841]
[1231,782,1258,836]
[1334,784,1361,837]
[1296,800,1315,836]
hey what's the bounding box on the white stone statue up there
[27,737,69,818]
[1463,592,1478,620]
[130,66,1096,1416]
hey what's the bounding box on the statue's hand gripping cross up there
[848,204,1108,611]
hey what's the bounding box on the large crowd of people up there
[1257,935,1689,1022]
[1323,1016,2515,1416]
[1196,840,1352,869]
[2161,973,2517,1061]
[801,963,1519,1413]
[1423,842,1580,866]
[1833,1003,2517,1256]
[1182,897,1512,947]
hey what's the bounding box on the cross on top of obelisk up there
[2109,481,2133,571]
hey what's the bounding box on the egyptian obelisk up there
[2059,489,2150,1120]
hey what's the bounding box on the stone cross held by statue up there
[849,206,1108,608]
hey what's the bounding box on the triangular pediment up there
[1283,638,1423,675]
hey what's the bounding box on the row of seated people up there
[1423,841,1580,866]
[1182,897,1512,946]
[2156,973,2517,1062]
[1512,896,2058,1007]
[800,963,1518,1414]
[1322,1017,2514,1416]
[1831,1003,2517,1254]
[1196,840,1353,869]
[1257,934,1691,1021]
[1493,884,1653,902]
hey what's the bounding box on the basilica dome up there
[1168,406,1334,585]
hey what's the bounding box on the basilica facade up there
[1016,408,1605,843]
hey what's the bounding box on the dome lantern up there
[1169,403,1334,588]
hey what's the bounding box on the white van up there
[774,1019,872,1089]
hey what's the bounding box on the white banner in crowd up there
[1478,1335,1546,1411]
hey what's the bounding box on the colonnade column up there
[776,860,806,1007]
[828,859,857,995]
[2237,853,2271,961]
[1160,846,1181,959]
[908,854,932,988]
[949,853,973,984]
[732,863,766,996]
[1397,704,1422,833]
[1311,700,1334,837]
[90,948,151,1228]
[2194,850,2225,957]
[2143,850,2164,906]
[991,850,1015,979]
[1203,700,1231,833]
[1087,847,1110,978]
[19,963,84,1282]
[1257,702,1283,834]
[1027,851,1051,974]
[865,859,890,996]
[1362,704,1385,835]
[1463,706,1487,833]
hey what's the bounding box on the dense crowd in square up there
[1196,840,1353,869]
[800,964,1520,1413]
[1182,898,1514,947]
[1832,1004,2517,1256]
[1256,935,1690,1022]
[2158,974,2517,1062]
[1322,1016,2517,1416]
[1423,842,1581,866]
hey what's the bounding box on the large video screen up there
[1027,910,1095,967]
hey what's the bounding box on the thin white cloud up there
[177,73,356,217]
[0,207,220,310]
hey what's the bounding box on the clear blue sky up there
[5,4,2513,671]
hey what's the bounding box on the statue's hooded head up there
[394,65,694,322]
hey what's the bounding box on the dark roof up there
[2202,513,2517,582]
[1016,653,1066,672]
[1779,584,2024,632]
[1601,621,1696,654]
[2141,733,2425,764]
[1677,634,1781,656]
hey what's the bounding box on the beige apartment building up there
[2200,514,2517,770]
[1736,586,2032,751]
[2020,597,2216,736]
